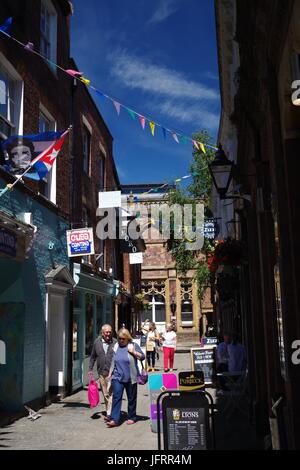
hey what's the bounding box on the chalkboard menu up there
[191,348,215,384]
[162,392,212,450]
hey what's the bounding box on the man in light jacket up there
[89,324,117,421]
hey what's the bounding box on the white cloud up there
[148,0,180,24]
[109,51,219,102]
[157,100,220,131]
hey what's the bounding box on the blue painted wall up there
[0,177,69,411]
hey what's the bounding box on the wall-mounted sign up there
[202,337,218,347]
[120,231,137,254]
[179,371,205,391]
[129,252,143,264]
[98,191,121,209]
[66,228,95,257]
[203,219,219,240]
[0,227,17,257]
[191,348,216,384]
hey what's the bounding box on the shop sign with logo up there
[66,228,95,257]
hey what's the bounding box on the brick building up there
[0,0,127,411]
[215,0,300,449]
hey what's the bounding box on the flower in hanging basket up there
[214,237,246,266]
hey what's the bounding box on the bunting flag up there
[139,116,146,129]
[0,17,12,36]
[24,42,34,51]
[0,19,218,155]
[149,121,155,136]
[127,108,136,120]
[0,130,69,180]
[172,133,179,144]
[66,69,83,77]
[79,76,91,86]
[200,142,206,154]
[113,101,121,115]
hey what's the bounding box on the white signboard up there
[66,228,95,257]
[98,191,121,209]
[129,252,143,264]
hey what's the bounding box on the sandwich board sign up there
[66,228,95,257]
[148,373,178,433]
[191,348,216,385]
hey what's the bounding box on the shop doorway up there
[48,294,66,395]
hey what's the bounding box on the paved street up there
[0,350,258,450]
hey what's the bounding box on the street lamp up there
[170,297,176,317]
[209,144,234,199]
[209,145,251,203]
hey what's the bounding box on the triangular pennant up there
[193,140,199,150]
[180,135,188,144]
[79,76,91,86]
[139,116,146,129]
[0,17,12,36]
[24,42,34,51]
[182,175,191,180]
[65,69,82,77]
[149,121,155,136]
[175,179,182,184]
[199,142,206,154]
[162,127,167,139]
[172,133,179,144]
[127,108,136,120]
[192,171,200,177]
[95,90,106,102]
[113,101,121,115]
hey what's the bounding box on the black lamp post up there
[209,144,234,199]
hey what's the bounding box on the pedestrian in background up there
[89,324,117,421]
[107,329,145,427]
[146,322,160,372]
[228,333,247,373]
[162,323,177,372]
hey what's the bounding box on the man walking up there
[89,324,117,421]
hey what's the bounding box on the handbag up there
[87,372,100,408]
[137,360,148,385]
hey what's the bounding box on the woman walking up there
[146,322,160,372]
[162,323,177,372]
[106,329,145,427]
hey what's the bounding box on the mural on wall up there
[0,303,25,411]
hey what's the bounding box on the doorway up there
[48,294,66,395]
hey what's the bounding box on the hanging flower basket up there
[213,238,246,266]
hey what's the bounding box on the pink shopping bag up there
[88,374,100,408]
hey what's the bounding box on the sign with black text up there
[191,348,215,384]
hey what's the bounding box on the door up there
[48,294,66,394]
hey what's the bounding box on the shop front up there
[72,264,116,390]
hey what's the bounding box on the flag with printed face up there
[0,130,69,180]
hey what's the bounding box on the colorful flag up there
[193,140,199,150]
[113,101,121,115]
[24,42,34,51]
[65,69,83,77]
[79,76,91,86]
[0,17,12,36]
[162,127,167,139]
[1,130,68,180]
[139,116,146,129]
[172,133,179,144]
[127,108,136,120]
[149,121,155,136]
[199,142,206,154]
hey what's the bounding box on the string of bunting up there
[0,17,218,156]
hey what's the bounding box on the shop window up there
[96,295,103,335]
[181,301,193,323]
[85,294,94,356]
[0,57,23,140]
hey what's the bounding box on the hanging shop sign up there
[98,191,121,209]
[66,228,95,257]
[129,252,143,264]
[120,231,138,254]
[203,219,219,240]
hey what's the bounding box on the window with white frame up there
[83,126,91,175]
[38,107,56,202]
[40,0,57,66]
[0,58,23,140]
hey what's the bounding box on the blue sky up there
[70,0,220,185]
